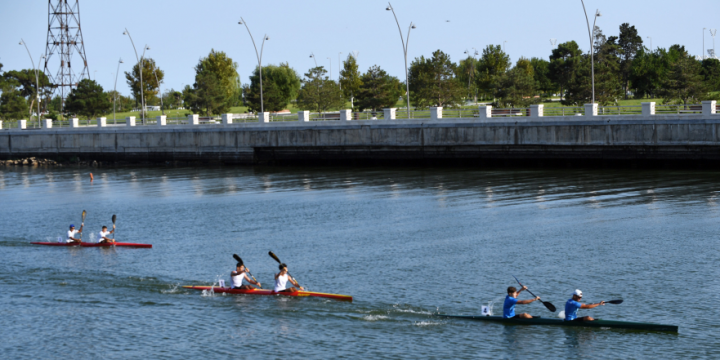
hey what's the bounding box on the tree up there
[457,56,479,103]
[2,69,52,114]
[496,58,538,107]
[530,57,555,97]
[618,23,644,99]
[64,79,112,119]
[124,58,164,109]
[184,72,228,116]
[657,47,707,107]
[549,41,582,102]
[162,89,183,109]
[701,58,720,92]
[408,50,464,108]
[354,65,402,111]
[195,49,239,106]
[246,63,301,112]
[339,55,362,109]
[296,66,345,113]
[0,89,28,120]
[476,45,511,100]
[564,34,623,106]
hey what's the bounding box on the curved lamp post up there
[338,52,343,84]
[327,57,332,80]
[580,1,601,105]
[646,36,652,52]
[386,2,415,119]
[309,52,318,67]
[113,58,124,124]
[123,29,149,123]
[19,39,45,128]
[238,18,269,114]
[149,58,164,116]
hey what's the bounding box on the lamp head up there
[595,10,602,17]
[386,6,392,11]
[19,41,23,45]
[123,31,127,35]
[119,59,124,63]
[265,36,270,40]
[145,46,150,50]
[411,24,416,29]
[238,21,243,25]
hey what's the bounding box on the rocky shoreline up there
[0,157,102,167]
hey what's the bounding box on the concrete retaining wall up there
[3,115,720,165]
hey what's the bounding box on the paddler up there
[274,263,304,293]
[564,289,605,321]
[231,263,261,289]
[66,223,84,243]
[98,225,116,244]
[503,286,540,319]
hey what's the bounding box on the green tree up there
[701,58,720,92]
[184,72,228,116]
[629,47,679,99]
[618,23,644,99]
[530,57,555,96]
[565,35,623,106]
[496,57,538,107]
[339,55,362,109]
[657,47,707,107]
[246,63,301,112]
[161,89,183,109]
[549,41,582,102]
[64,79,112,119]
[195,50,239,106]
[0,89,29,120]
[124,58,164,109]
[354,65,402,111]
[297,67,345,113]
[2,69,52,114]
[457,55,479,102]
[476,45,511,100]
[408,50,464,108]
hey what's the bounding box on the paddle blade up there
[112,214,116,224]
[268,251,281,264]
[82,210,87,222]
[542,301,557,312]
[233,254,243,265]
[608,299,624,305]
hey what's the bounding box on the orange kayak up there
[182,285,352,302]
[31,242,152,248]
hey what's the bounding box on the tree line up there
[2,22,720,121]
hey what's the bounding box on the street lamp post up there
[580,1,601,105]
[238,18,270,114]
[113,58,124,124]
[149,59,165,116]
[309,53,318,67]
[711,29,718,59]
[704,28,707,60]
[338,52,343,84]
[647,36,652,52]
[386,2,416,119]
[19,39,44,128]
[123,29,148,124]
[327,57,332,80]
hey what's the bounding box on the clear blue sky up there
[1,0,718,97]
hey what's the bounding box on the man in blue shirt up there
[565,289,605,321]
[503,286,540,319]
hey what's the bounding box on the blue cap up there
[69,224,75,228]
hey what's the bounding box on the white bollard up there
[430,107,443,120]
[383,108,397,120]
[188,114,199,125]
[530,104,544,118]
[222,113,233,125]
[70,118,80,128]
[584,103,598,117]
[97,117,107,127]
[157,115,166,126]
[42,119,53,129]
[339,109,352,121]
[126,116,136,126]
[0,120,3,129]
[298,111,309,122]
[478,105,492,119]
[258,112,270,123]
[702,100,717,116]
[641,102,656,116]
[18,120,27,129]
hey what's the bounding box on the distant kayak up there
[435,314,678,332]
[182,286,352,302]
[30,242,152,248]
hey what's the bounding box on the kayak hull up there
[30,242,152,248]
[435,314,678,332]
[182,285,352,302]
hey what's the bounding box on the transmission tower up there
[43,0,90,109]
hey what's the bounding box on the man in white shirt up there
[98,225,115,244]
[67,224,84,243]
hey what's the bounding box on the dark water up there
[1,165,719,359]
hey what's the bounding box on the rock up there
[92,160,98,167]
[22,159,29,165]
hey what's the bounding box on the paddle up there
[604,299,624,305]
[512,275,557,313]
[268,251,302,289]
[112,214,117,242]
[79,210,86,242]
[233,254,260,288]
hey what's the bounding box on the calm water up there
[1,165,719,359]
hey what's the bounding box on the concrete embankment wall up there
[3,115,720,166]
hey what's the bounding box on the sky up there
[1,0,719,97]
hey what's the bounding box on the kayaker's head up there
[69,224,75,230]
[572,289,583,301]
[236,263,245,271]
[279,263,287,273]
[102,226,108,231]
[507,286,518,298]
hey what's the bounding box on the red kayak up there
[31,242,152,248]
[182,286,352,302]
